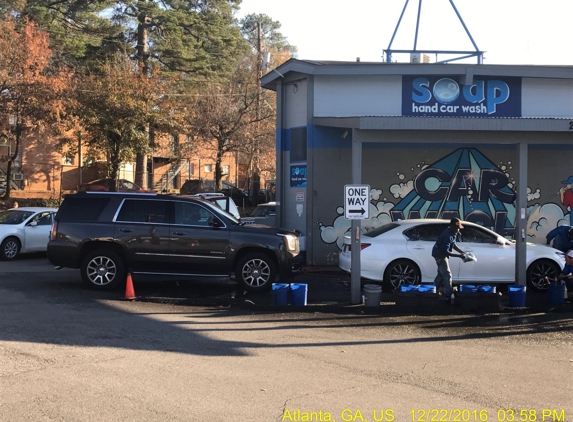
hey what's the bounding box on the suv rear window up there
[57,197,110,221]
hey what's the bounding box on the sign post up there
[344,184,370,304]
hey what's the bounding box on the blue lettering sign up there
[290,165,307,187]
[402,76,521,117]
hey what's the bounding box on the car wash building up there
[261,59,573,282]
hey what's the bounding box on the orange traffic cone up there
[124,273,136,300]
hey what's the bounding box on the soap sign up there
[290,165,307,187]
[402,75,521,117]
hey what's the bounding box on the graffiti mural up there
[319,147,571,250]
[391,148,516,236]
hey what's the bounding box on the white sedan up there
[0,207,58,260]
[339,219,565,291]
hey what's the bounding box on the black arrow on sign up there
[349,208,366,215]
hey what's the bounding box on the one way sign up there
[344,184,370,220]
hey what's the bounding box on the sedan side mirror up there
[210,217,224,228]
[29,221,38,227]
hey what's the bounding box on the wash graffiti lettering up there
[319,148,571,250]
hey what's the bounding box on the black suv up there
[47,192,301,292]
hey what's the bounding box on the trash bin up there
[418,284,436,293]
[272,283,289,306]
[363,284,382,307]
[547,282,566,306]
[290,283,308,306]
[478,285,496,294]
[508,285,526,307]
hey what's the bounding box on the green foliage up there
[0,0,249,77]
[66,54,172,187]
[240,13,297,56]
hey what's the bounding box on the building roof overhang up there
[313,116,573,136]
[261,59,573,91]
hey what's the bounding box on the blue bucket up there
[460,284,478,293]
[478,285,496,294]
[400,285,419,292]
[290,283,308,306]
[508,285,526,307]
[272,283,289,306]
[547,283,565,306]
[418,284,436,293]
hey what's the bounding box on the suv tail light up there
[50,221,58,241]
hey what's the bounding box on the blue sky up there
[235,0,573,65]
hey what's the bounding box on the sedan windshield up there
[0,210,34,225]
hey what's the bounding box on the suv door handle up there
[119,229,133,233]
[173,232,187,236]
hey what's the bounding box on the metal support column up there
[515,142,528,285]
[350,129,362,304]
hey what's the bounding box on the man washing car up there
[432,218,467,302]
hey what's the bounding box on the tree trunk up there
[215,147,223,191]
[2,125,21,200]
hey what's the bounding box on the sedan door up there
[169,201,231,274]
[456,225,514,282]
[405,223,460,281]
[24,211,55,251]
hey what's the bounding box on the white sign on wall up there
[344,184,370,220]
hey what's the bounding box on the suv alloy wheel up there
[81,249,126,290]
[235,253,277,292]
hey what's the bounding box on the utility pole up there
[252,21,263,206]
[135,12,151,189]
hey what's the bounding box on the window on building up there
[290,127,307,162]
[222,165,229,175]
[189,163,194,175]
[62,156,74,165]
[204,164,212,173]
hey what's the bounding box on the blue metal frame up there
[384,0,484,64]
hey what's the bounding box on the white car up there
[0,207,58,260]
[339,219,565,291]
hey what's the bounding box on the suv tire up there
[236,253,277,292]
[81,249,126,291]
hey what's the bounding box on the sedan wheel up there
[81,249,126,290]
[0,237,20,260]
[236,253,277,292]
[527,259,560,291]
[383,259,421,291]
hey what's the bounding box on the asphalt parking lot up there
[4,253,573,315]
[2,254,573,422]
[129,265,573,316]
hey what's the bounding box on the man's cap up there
[561,175,573,184]
[566,250,573,258]
[450,217,464,228]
